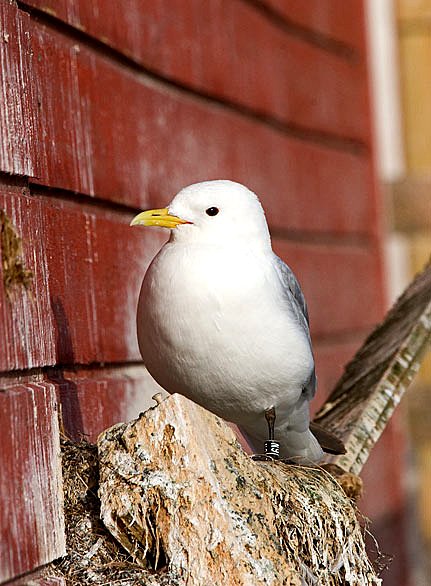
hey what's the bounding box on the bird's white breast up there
[137,242,313,424]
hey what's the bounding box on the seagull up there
[131,180,343,461]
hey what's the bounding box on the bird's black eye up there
[206,207,219,216]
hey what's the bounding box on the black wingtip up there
[310,421,346,455]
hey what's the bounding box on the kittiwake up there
[131,180,340,461]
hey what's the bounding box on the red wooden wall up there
[0,1,408,584]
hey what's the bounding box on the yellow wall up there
[398,1,431,170]
[397,0,431,552]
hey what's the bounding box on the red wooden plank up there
[312,338,364,412]
[22,0,369,142]
[262,146,376,236]
[1,181,383,372]
[0,383,65,583]
[0,180,55,370]
[0,2,37,177]
[0,9,376,236]
[262,0,366,51]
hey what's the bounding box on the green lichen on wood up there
[0,209,33,298]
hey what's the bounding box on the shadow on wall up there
[47,296,84,440]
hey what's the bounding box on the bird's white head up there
[130,180,271,249]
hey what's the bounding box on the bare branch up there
[314,261,431,474]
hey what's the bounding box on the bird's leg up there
[265,406,275,440]
[251,406,280,461]
[264,407,280,459]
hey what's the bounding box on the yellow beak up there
[130,208,191,229]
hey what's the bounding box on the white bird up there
[131,180,340,461]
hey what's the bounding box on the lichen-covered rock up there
[98,394,380,586]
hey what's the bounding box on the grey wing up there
[274,255,310,332]
[274,255,317,399]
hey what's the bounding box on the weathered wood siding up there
[0,1,405,583]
